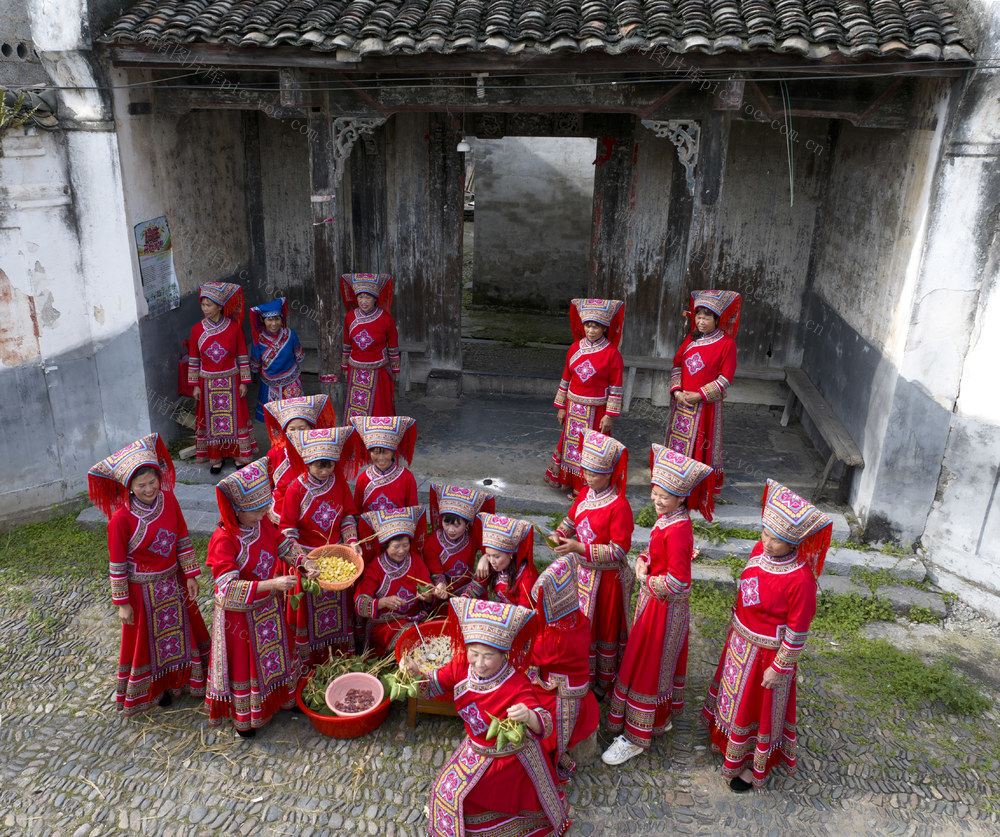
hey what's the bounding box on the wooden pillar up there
[308,102,349,416]
[384,112,463,373]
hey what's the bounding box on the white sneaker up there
[601,735,644,765]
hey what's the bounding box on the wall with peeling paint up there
[0,5,147,521]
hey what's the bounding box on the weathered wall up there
[257,115,316,349]
[916,3,1000,618]
[472,136,594,312]
[802,78,956,539]
[0,3,146,521]
[592,113,826,403]
[111,68,252,441]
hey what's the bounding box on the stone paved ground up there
[2,573,999,837]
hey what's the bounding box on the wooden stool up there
[407,694,459,727]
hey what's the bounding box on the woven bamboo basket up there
[308,544,363,591]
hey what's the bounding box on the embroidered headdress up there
[430,483,495,526]
[361,505,425,545]
[199,282,245,325]
[350,415,417,465]
[478,514,533,557]
[530,557,579,626]
[249,297,288,344]
[340,273,393,313]
[286,426,365,481]
[761,479,833,577]
[579,430,629,496]
[570,298,625,348]
[216,457,272,532]
[263,395,336,446]
[689,289,741,339]
[87,433,175,518]
[650,443,715,522]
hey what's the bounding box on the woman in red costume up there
[262,394,337,527]
[187,281,256,474]
[666,289,741,497]
[88,433,211,716]
[405,597,571,837]
[350,415,419,514]
[425,483,495,600]
[551,430,634,694]
[545,298,624,498]
[339,273,400,420]
[353,506,443,655]
[472,514,539,609]
[603,445,714,766]
[206,459,317,738]
[526,558,599,781]
[280,426,365,664]
[702,479,831,792]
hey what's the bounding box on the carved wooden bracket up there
[331,116,387,184]
[641,119,700,196]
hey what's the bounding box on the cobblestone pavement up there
[2,577,998,837]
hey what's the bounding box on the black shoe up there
[210,463,223,475]
[729,776,754,793]
[159,691,173,707]
[236,728,257,739]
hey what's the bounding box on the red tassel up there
[153,435,176,495]
[507,612,538,673]
[612,446,629,497]
[396,422,417,467]
[216,486,240,534]
[606,303,625,349]
[338,429,366,483]
[285,432,308,478]
[799,523,832,578]
[87,474,127,519]
[223,287,245,326]
[429,485,441,532]
[378,279,393,314]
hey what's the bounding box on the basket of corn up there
[308,544,363,591]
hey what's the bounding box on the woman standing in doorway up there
[665,290,740,501]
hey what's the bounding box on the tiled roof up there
[101,0,971,63]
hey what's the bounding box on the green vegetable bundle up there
[302,650,396,715]
[484,713,526,751]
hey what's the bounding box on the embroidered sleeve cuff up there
[774,629,809,671]
[605,386,623,417]
[534,707,554,739]
[427,668,447,699]
[555,518,575,537]
[700,375,730,403]
[648,572,689,598]
[249,358,261,374]
[340,519,358,543]
[294,345,305,364]
[670,367,682,391]
[111,575,130,604]
[281,526,300,544]
[356,594,376,619]
[554,381,569,408]
[237,357,252,382]
[388,348,401,375]
[187,360,201,384]
[218,576,257,610]
[278,535,303,568]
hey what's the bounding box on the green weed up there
[693,522,759,545]
[812,591,894,638]
[0,511,108,586]
[907,605,941,624]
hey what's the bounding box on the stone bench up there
[781,367,864,502]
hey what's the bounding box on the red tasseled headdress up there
[284,426,366,483]
[569,299,625,348]
[87,433,176,519]
[442,600,539,673]
[263,397,337,447]
[340,273,394,313]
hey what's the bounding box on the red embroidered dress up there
[206,519,301,731]
[341,306,400,420]
[556,486,634,689]
[527,614,599,780]
[280,473,359,663]
[701,542,817,788]
[426,657,570,837]
[108,491,211,715]
[666,328,736,490]
[424,530,478,597]
[267,446,295,526]
[353,549,432,655]
[188,316,256,462]
[354,462,419,515]
[609,507,693,747]
[545,337,624,493]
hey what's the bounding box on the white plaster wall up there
[0,0,149,520]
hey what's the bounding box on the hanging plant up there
[0,90,39,140]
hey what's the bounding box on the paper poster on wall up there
[134,216,180,317]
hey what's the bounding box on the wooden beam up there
[102,42,971,78]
